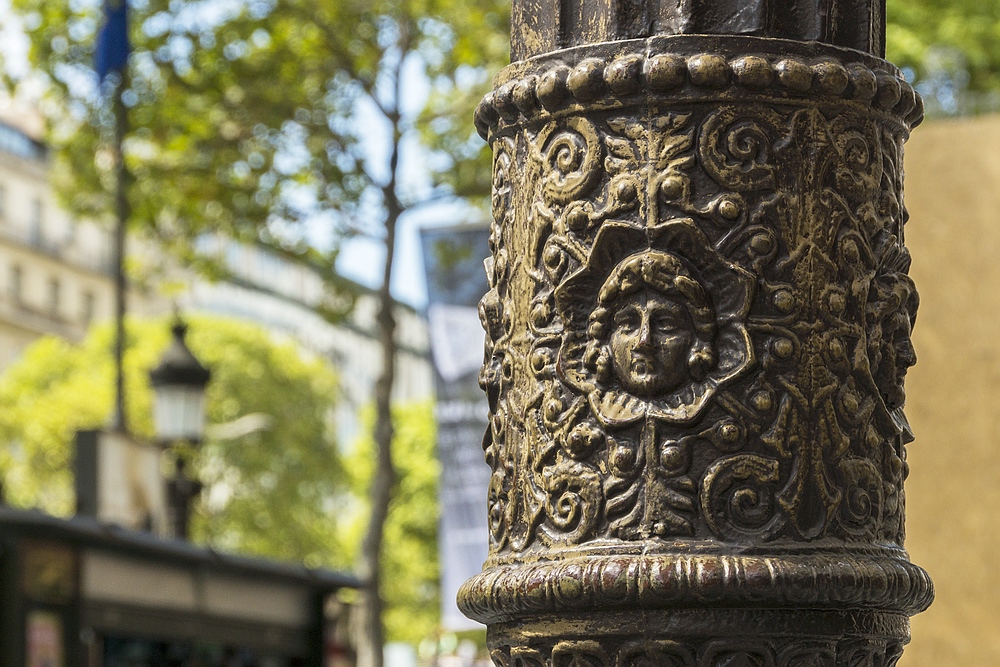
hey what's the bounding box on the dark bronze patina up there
[460,0,932,664]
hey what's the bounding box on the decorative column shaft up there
[461,1,932,665]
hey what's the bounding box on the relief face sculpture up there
[594,250,716,397]
[557,219,754,427]
[870,251,919,414]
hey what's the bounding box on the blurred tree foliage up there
[3,0,506,284]
[887,0,1000,92]
[0,316,443,643]
[0,315,348,566]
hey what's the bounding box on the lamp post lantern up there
[150,319,211,444]
[150,318,210,539]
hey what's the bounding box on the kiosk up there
[0,505,357,667]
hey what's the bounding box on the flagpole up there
[112,70,129,433]
[98,0,130,433]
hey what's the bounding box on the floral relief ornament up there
[555,217,755,427]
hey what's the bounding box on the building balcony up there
[0,219,115,277]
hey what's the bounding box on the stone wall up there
[902,113,1000,666]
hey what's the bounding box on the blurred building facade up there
[0,118,118,367]
[184,240,432,445]
[0,113,432,445]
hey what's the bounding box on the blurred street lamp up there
[150,319,211,444]
[149,318,210,540]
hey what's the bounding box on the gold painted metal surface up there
[464,3,932,664]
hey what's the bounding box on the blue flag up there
[95,0,129,82]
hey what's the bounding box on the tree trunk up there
[355,104,404,667]
[355,212,398,667]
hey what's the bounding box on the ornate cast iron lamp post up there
[460,1,932,664]
[150,318,210,540]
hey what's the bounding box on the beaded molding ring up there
[475,51,923,138]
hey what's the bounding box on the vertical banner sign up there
[420,224,491,630]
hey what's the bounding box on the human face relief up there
[608,288,694,396]
[883,309,916,410]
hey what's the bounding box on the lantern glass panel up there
[153,385,206,442]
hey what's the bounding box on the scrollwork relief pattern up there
[480,92,918,552]
[487,637,907,667]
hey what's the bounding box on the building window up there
[64,220,77,245]
[10,265,22,304]
[82,290,95,324]
[48,277,60,317]
[0,123,45,161]
[30,198,43,242]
